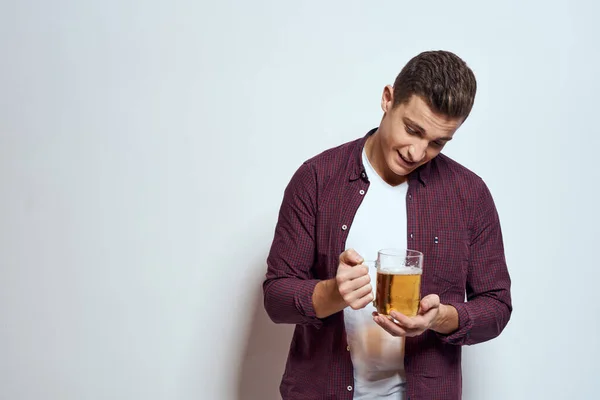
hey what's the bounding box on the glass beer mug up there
[372,248,424,317]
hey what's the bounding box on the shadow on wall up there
[236,284,294,400]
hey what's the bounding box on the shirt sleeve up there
[437,179,513,345]
[262,162,323,328]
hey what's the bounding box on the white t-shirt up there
[343,148,409,399]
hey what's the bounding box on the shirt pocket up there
[422,229,470,301]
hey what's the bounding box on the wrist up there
[431,303,459,334]
[430,303,446,332]
[327,278,347,309]
[312,278,347,318]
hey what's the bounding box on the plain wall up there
[1,1,599,399]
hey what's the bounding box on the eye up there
[430,141,444,148]
[405,125,418,135]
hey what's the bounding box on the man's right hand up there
[336,249,373,310]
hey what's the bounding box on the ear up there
[381,85,394,113]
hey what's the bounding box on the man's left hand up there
[372,294,443,337]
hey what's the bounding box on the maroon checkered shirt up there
[263,129,512,400]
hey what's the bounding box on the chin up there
[391,163,413,177]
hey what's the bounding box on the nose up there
[407,141,427,163]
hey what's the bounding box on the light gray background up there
[1,1,598,399]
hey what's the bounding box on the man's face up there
[374,87,464,183]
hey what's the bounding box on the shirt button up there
[342,225,348,231]
[346,345,350,351]
[361,172,366,178]
[347,386,353,391]
[410,233,414,239]
[408,194,412,200]
[359,189,365,195]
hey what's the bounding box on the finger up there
[351,282,373,299]
[339,267,369,284]
[419,294,440,313]
[337,267,369,287]
[389,311,416,329]
[349,291,374,310]
[373,314,406,337]
[375,312,425,337]
[340,248,364,266]
[390,312,430,331]
[342,280,372,303]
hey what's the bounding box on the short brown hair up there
[392,50,477,120]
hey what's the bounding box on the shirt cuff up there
[436,302,473,345]
[294,279,323,329]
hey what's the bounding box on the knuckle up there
[340,287,350,296]
[339,250,348,263]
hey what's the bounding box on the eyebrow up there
[404,117,453,141]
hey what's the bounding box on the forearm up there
[263,278,322,326]
[445,180,512,345]
[463,294,512,342]
[437,294,512,345]
[312,278,347,318]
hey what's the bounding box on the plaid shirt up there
[263,129,512,400]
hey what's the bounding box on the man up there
[263,50,512,400]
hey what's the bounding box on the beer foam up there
[378,266,422,275]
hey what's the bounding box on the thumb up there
[339,248,364,266]
[420,294,440,313]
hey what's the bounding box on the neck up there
[364,130,408,186]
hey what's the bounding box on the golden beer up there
[375,268,422,317]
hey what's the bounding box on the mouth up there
[397,150,417,168]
